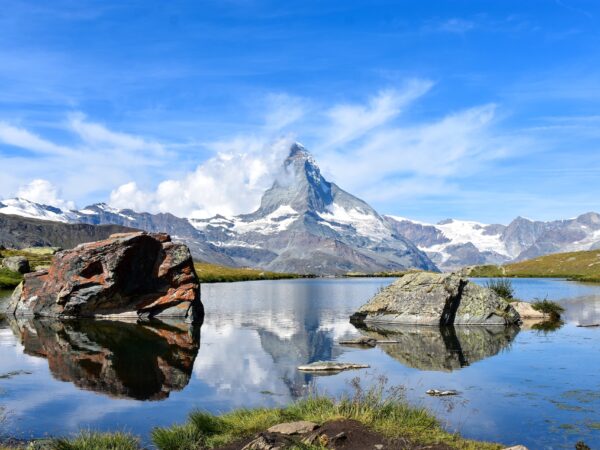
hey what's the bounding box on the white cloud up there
[110,137,294,218]
[0,80,516,219]
[263,93,307,131]
[16,179,75,209]
[0,122,74,156]
[322,80,433,147]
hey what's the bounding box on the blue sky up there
[1,0,600,223]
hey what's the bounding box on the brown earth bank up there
[215,419,454,450]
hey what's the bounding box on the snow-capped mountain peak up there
[0,197,77,223]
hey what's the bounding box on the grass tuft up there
[51,431,140,450]
[484,278,514,300]
[531,297,565,321]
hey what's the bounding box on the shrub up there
[485,278,515,300]
[531,298,565,321]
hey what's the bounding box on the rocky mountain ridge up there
[2,143,600,273]
[0,144,436,274]
[385,212,600,270]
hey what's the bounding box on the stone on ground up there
[1,256,30,274]
[512,301,545,319]
[267,421,318,435]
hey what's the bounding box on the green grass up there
[0,247,56,289]
[194,261,306,283]
[484,278,515,300]
[2,381,500,450]
[468,249,600,282]
[531,298,565,321]
[0,248,54,271]
[52,432,139,450]
[0,268,22,289]
[151,378,500,450]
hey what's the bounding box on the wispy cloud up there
[1,80,520,219]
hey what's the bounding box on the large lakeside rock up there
[2,232,203,323]
[350,272,520,326]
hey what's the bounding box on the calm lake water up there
[1,278,599,449]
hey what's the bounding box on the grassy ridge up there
[469,249,600,282]
[194,262,305,283]
[0,248,54,270]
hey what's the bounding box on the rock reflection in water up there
[8,318,200,400]
[355,324,519,372]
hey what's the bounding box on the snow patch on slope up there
[318,203,390,241]
[0,198,76,223]
[434,219,508,256]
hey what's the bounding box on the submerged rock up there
[338,337,400,347]
[350,272,520,326]
[2,232,203,322]
[1,256,30,274]
[426,389,458,396]
[297,361,369,373]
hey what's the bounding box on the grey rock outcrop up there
[350,272,520,326]
[2,256,30,274]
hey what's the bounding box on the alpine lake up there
[0,277,599,449]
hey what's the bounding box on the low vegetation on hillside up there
[468,249,600,282]
[0,248,55,289]
[193,262,305,283]
[0,248,54,270]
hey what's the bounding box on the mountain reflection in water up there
[354,324,519,371]
[8,318,200,400]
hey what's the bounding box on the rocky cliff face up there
[4,232,203,323]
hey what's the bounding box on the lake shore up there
[0,387,503,450]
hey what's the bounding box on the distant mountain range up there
[2,143,600,273]
[385,213,600,270]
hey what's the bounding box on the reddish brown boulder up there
[3,232,203,323]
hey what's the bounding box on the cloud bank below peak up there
[1,79,519,220]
